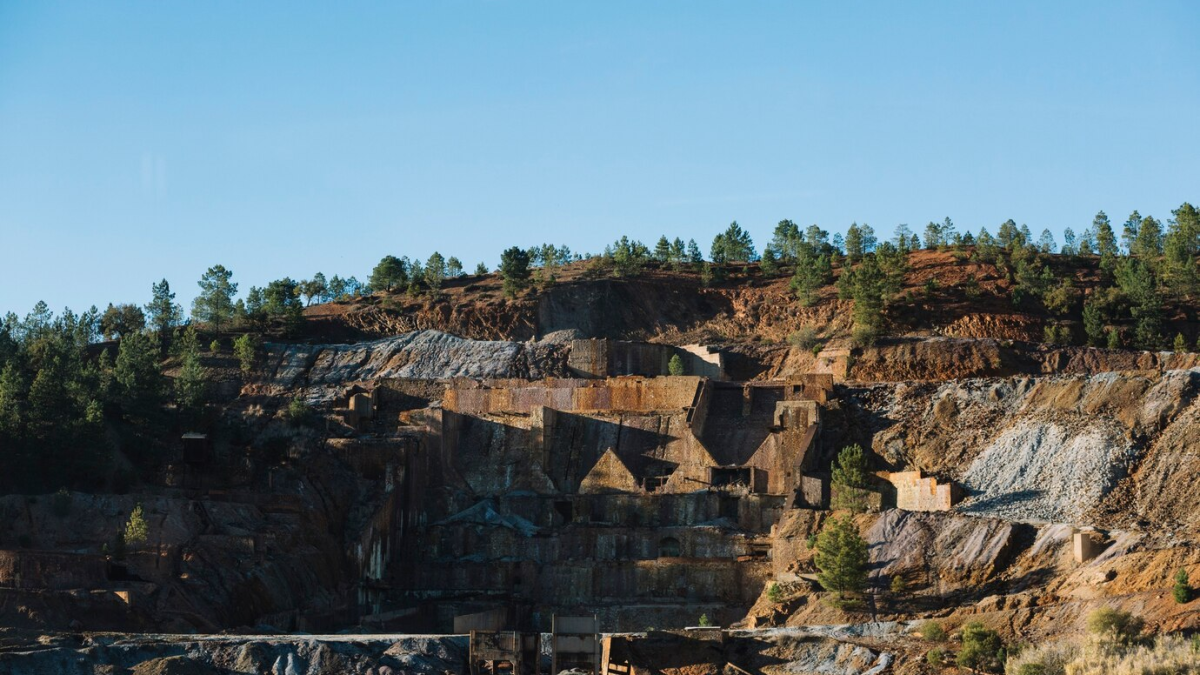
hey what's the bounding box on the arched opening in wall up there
[659,536,681,558]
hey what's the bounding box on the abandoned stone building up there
[338,374,833,631]
[881,470,962,512]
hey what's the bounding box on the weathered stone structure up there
[882,470,961,512]
[1072,529,1105,563]
[0,550,107,590]
[339,375,831,631]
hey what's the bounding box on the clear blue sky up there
[2,2,1198,316]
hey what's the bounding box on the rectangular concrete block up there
[1073,531,1103,563]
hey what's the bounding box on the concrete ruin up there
[1073,529,1106,563]
[337,374,832,631]
[551,615,600,675]
[882,470,962,512]
[469,630,541,675]
[340,385,378,429]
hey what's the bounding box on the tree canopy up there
[191,265,238,334]
[499,247,532,298]
[814,515,869,606]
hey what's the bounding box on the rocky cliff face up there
[829,368,1200,530]
[752,508,1199,643]
[257,330,570,400]
[6,254,1200,672]
[0,452,360,634]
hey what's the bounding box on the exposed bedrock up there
[755,508,1200,639]
[257,330,571,398]
[833,368,1200,528]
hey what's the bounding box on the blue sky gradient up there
[2,1,1198,313]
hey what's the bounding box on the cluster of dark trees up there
[368,252,479,296]
[973,206,1200,351]
[0,280,202,489]
[0,266,286,490]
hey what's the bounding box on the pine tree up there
[369,256,408,292]
[1163,202,1200,298]
[1116,258,1163,350]
[845,222,864,261]
[875,242,909,298]
[975,228,998,261]
[299,272,328,305]
[769,220,802,262]
[115,330,161,410]
[711,222,756,262]
[831,444,871,513]
[0,362,24,436]
[1061,228,1077,255]
[940,217,957,248]
[1038,229,1057,253]
[174,341,207,412]
[654,236,671,263]
[500,247,532,298]
[1082,297,1106,347]
[425,252,447,294]
[667,354,684,376]
[1122,210,1143,254]
[760,248,779,277]
[1107,327,1122,350]
[805,224,830,251]
[1093,211,1118,258]
[841,256,887,346]
[922,221,943,249]
[790,249,831,306]
[191,265,238,335]
[1174,568,1192,604]
[145,279,182,337]
[814,515,868,606]
[610,237,649,277]
[669,238,687,269]
[1134,215,1164,259]
[27,357,66,428]
[233,333,261,376]
[327,275,347,300]
[124,503,149,548]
